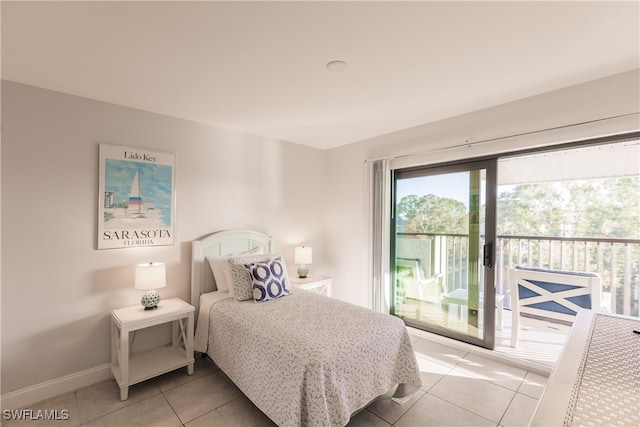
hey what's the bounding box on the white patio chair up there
[508,266,601,348]
[396,258,443,304]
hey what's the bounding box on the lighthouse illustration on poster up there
[98,143,176,249]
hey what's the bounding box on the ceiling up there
[2,1,639,150]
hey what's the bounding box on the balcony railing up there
[396,233,640,317]
[497,235,639,317]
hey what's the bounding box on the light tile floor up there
[399,298,567,369]
[2,333,547,427]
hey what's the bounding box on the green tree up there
[397,194,468,234]
[497,183,566,236]
[498,177,639,239]
[577,178,640,239]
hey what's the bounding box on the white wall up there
[2,69,638,404]
[0,81,327,396]
[325,70,640,307]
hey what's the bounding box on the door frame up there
[391,157,498,349]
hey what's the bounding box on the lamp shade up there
[294,246,312,265]
[135,262,167,290]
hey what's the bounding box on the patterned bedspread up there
[206,290,422,427]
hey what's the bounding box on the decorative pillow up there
[206,246,263,293]
[245,256,292,303]
[229,253,274,300]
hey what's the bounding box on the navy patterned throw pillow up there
[245,256,292,302]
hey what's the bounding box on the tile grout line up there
[391,391,429,427]
[419,351,530,426]
[79,390,161,426]
[496,389,519,427]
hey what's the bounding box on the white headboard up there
[190,229,271,310]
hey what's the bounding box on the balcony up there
[395,232,640,367]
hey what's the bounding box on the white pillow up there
[206,246,263,294]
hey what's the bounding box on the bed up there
[191,229,422,427]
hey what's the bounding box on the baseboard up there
[1,364,111,410]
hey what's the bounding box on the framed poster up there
[98,143,176,249]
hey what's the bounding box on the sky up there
[105,159,173,209]
[396,172,475,208]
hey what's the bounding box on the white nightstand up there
[110,298,195,400]
[289,274,332,297]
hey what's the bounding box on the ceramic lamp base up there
[297,264,309,278]
[141,289,161,310]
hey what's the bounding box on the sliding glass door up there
[391,159,497,348]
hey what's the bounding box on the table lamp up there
[135,262,166,310]
[294,246,312,278]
